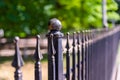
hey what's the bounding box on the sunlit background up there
[0,0,120,80]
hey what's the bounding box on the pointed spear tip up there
[50,34,53,37]
[12,36,24,68]
[72,32,76,47]
[34,34,43,60]
[82,30,85,33]
[73,32,76,34]
[67,32,70,35]
[85,30,88,32]
[87,30,91,32]
[14,36,19,42]
[73,32,76,37]
[66,32,70,49]
[37,35,40,39]
[77,31,80,34]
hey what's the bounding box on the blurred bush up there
[0,0,119,37]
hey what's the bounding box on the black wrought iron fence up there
[11,18,120,80]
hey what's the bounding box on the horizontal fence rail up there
[9,19,120,80]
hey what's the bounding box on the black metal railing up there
[11,18,120,80]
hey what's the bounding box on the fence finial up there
[34,35,43,61]
[72,32,76,47]
[77,31,80,45]
[50,34,56,55]
[48,18,62,31]
[66,32,70,50]
[12,36,24,80]
[12,36,24,67]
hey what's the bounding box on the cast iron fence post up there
[12,37,24,80]
[34,35,43,80]
[47,18,64,80]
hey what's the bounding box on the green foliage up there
[0,0,119,37]
[0,0,54,37]
[115,0,120,24]
[56,0,119,31]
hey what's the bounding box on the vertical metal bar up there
[87,31,90,80]
[84,31,87,80]
[51,34,56,80]
[92,39,97,80]
[105,36,108,80]
[97,39,101,80]
[90,31,94,80]
[66,32,71,80]
[85,31,89,80]
[47,34,55,80]
[12,37,24,80]
[81,31,85,80]
[87,30,92,80]
[72,32,76,80]
[34,35,43,80]
[77,32,81,80]
[87,30,90,80]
